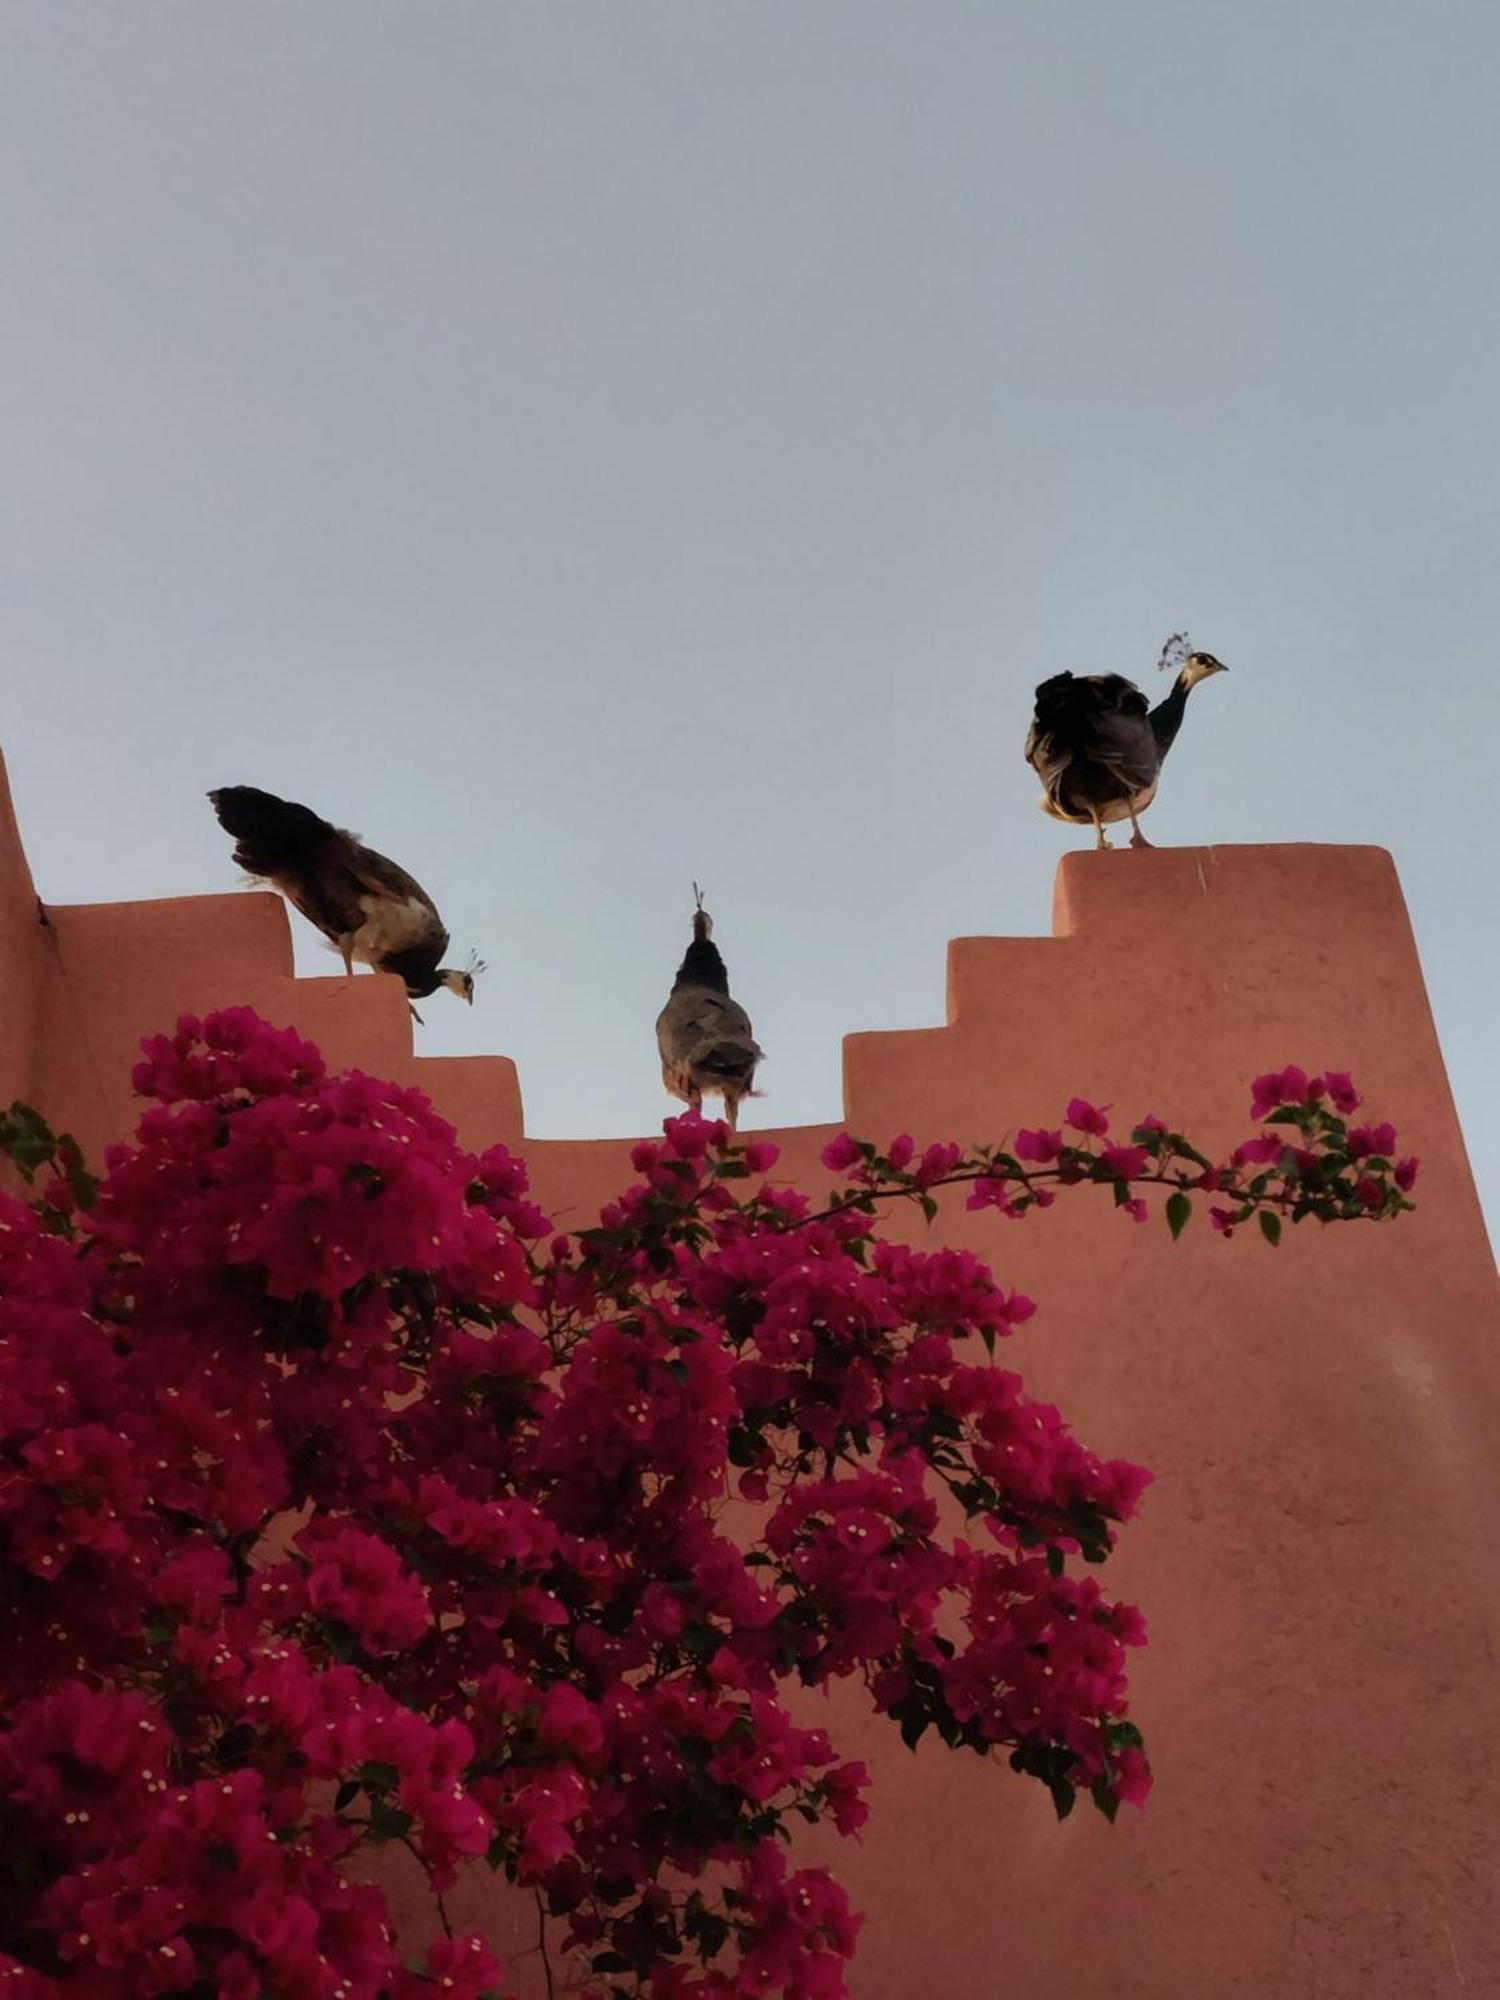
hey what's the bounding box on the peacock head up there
[1182,650,1229,686]
[1159,631,1229,687]
[438,950,486,1004]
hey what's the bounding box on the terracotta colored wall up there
[2,747,1497,1998]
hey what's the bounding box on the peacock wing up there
[658,987,760,1067]
[334,841,450,958]
[1083,702,1161,792]
[274,826,369,942]
[701,991,761,1060]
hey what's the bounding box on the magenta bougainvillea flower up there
[0,1012,1412,1997]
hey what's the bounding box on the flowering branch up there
[801,1063,1416,1246]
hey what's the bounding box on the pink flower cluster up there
[0,1013,1411,1996]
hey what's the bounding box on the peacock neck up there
[674,937,729,993]
[1148,671,1192,754]
[382,943,444,997]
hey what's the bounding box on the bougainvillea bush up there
[0,1015,1414,1999]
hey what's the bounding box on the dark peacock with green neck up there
[1024,631,1229,849]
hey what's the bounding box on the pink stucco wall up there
[1,747,1496,1997]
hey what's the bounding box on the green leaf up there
[896,1706,930,1751]
[1,1102,57,1179]
[334,1780,360,1811]
[695,1913,730,1958]
[368,1797,413,1842]
[1166,1191,1192,1241]
[1258,1210,1282,1248]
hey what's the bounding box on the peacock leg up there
[338,938,355,975]
[1091,809,1110,851]
[1127,802,1152,849]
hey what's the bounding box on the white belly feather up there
[349,894,438,965]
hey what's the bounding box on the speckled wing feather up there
[1082,694,1159,791]
[337,843,449,956]
[656,987,761,1081]
[270,838,444,964]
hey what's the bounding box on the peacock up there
[209,787,482,1019]
[1024,632,1229,849]
[656,888,762,1130]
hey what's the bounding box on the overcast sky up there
[2,3,1496,1243]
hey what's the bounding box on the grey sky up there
[2,3,1496,1243]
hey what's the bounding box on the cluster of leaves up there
[0,1105,97,1223]
[0,1014,1414,1999]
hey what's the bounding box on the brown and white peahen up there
[656,888,762,1130]
[209,787,482,1018]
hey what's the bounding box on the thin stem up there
[398,1835,454,1938]
[535,1890,556,2000]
